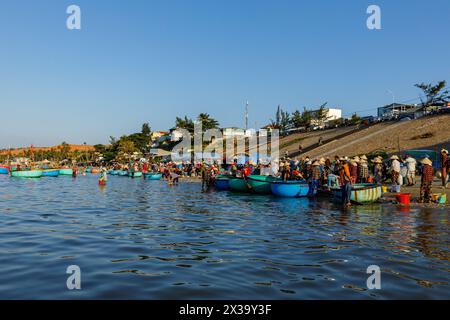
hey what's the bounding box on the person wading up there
[339,157,352,208]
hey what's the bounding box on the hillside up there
[0,144,95,156]
[299,114,450,158]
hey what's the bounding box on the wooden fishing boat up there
[91,168,101,174]
[11,170,43,178]
[109,170,119,176]
[42,169,60,177]
[228,177,250,192]
[331,183,382,203]
[129,171,143,178]
[144,173,162,180]
[85,168,92,173]
[118,170,129,176]
[270,180,309,197]
[0,166,9,174]
[59,169,73,176]
[247,175,281,194]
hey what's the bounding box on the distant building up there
[310,108,342,128]
[377,103,420,119]
[170,129,184,142]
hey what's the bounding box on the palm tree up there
[197,113,219,130]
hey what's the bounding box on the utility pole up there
[245,100,249,130]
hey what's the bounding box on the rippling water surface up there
[0,174,449,299]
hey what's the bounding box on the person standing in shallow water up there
[339,158,352,207]
[419,158,434,203]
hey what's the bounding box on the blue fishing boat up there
[331,183,382,203]
[0,166,9,175]
[118,170,128,176]
[109,170,119,176]
[42,169,60,177]
[215,175,232,191]
[144,173,163,180]
[270,180,309,198]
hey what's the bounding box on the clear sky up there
[1,0,449,148]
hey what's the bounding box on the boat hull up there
[331,183,382,203]
[59,169,73,176]
[0,167,9,174]
[247,175,280,194]
[42,169,60,177]
[129,172,143,178]
[11,170,43,178]
[118,171,128,176]
[270,181,309,197]
[215,178,230,191]
[144,173,162,180]
[229,177,250,192]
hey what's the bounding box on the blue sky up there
[1,0,449,148]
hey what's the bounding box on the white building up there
[310,108,342,127]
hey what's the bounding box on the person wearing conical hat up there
[360,155,368,161]
[358,157,369,183]
[440,149,448,188]
[308,160,321,197]
[405,154,417,186]
[373,158,383,184]
[419,158,434,203]
[390,155,401,185]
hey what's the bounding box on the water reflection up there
[0,174,448,299]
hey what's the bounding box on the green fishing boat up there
[129,172,143,178]
[59,169,73,176]
[11,170,43,178]
[331,183,382,204]
[247,175,280,194]
[228,177,250,192]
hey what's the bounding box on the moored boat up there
[118,170,129,176]
[109,170,120,176]
[59,169,73,176]
[270,180,309,197]
[11,170,43,178]
[228,177,250,192]
[129,172,143,178]
[91,168,101,174]
[0,166,9,174]
[247,175,281,194]
[215,175,231,191]
[42,169,60,177]
[331,183,382,203]
[144,173,162,180]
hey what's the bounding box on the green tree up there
[197,113,219,130]
[141,122,151,136]
[415,81,450,107]
[348,113,362,125]
[175,116,195,133]
[315,103,330,127]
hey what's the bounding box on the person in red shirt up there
[241,164,252,177]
